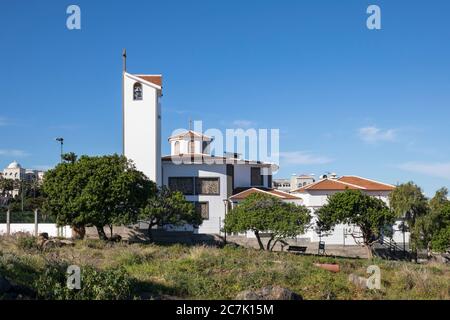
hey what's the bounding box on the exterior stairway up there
[373,238,411,261]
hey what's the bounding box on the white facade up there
[290,179,409,245]
[123,72,162,185]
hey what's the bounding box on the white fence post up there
[6,209,10,236]
[34,209,38,237]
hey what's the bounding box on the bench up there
[287,246,307,254]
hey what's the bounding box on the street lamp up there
[55,137,64,163]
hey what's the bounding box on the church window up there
[193,202,209,220]
[174,141,180,155]
[195,177,220,195]
[133,82,143,100]
[251,167,263,186]
[169,177,194,195]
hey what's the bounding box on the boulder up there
[348,273,368,289]
[109,234,122,242]
[236,286,302,300]
[38,232,49,240]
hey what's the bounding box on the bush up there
[35,263,133,300]
[16,235,39,251]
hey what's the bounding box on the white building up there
[290,176,408,245]
[1,161,45,197]
[121,68,407,243]
[161,130,283,234]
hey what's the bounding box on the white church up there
[121,61,407,245]
[122,67,301,235]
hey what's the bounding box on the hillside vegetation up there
[0,235,449,300]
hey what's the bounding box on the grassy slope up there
[0,237,449,300]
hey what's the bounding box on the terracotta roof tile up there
[338,176,395,191]
[136,75,162,87]
[230,187,302,200]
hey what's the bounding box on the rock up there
[0,275,12,294]
[59,239,75,246]
[236,286,302,300]
[109,234,122,242]
[348,273,367,289]
[38,232,49,240]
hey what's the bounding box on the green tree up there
[415,188,450,253]
[224,193,311,251]
[43,154,156,240]
[139,186,199,241]
[316,190,395,259]
[62,152,78,164]
[389,182,429,260]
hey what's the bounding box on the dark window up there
[168,177,194,195]
[268,175,273,188]
[202,141,208,154]
[195,177,220,195]
[133,82,143,100]
[251,167,263,186]
[194,202,209,220]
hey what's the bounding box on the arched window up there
[174,141,180,155]
[133,82,143,100]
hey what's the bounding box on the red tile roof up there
[292,176,395,193]
[230,187,302,200]
[338,176,395,191]
[136,75,162,87]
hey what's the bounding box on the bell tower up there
[122,51,162,185]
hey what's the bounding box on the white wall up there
[291,189,409,245]
[124,73,161,185]
[233,164,271,188]
[0,224,72,238]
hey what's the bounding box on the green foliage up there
[61,152,78,164]
[316,190,395,257]
[16,235,39,251]
[224,193,311,251]
[140,186,199,236]
[35,264,132,300]
[1,238,449,300]
[42,154,157,239]
[389,182,429,226]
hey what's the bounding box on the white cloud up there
[358,126,397,143]
[0,149,29,157]
[398,162,450,180]
[232,120,256,128]
[279,151,333,165]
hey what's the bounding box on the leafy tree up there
[389,182,429,259]
[316,190,395,259]
[43,154,156,240]
[139,186,199,242]
[415,188,450,253]
[62,152,78,164]
[224,193,311,251]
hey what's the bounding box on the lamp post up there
[55,137,64,163]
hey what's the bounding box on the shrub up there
[35,263,133,300]
[16,235,39,251]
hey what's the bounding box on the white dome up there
[7,161,21,169]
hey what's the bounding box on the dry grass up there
[0,236,449,300]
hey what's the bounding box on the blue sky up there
[1,0,450,196]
